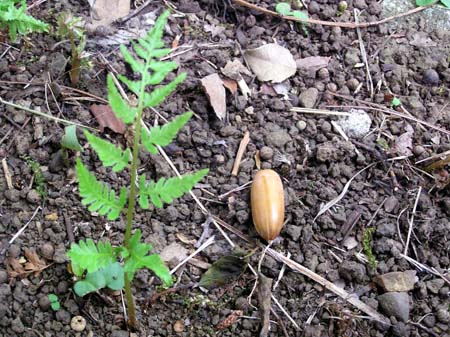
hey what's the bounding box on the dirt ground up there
[0,0,449,336]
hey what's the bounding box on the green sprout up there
[66,11,208,329]
[362,227,377,269]
[57,12,91,84]
[22,155,47,198]
[0,0,48,42]
[416,0,449,9]
[275,2,309,34]
[48,294,60,311]
[391,97,402,108]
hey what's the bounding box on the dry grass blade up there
[314,163,375,221]
[266,247,390,324]
[232,131,250,176]
[1,158,13,189]
[290,107,350,116]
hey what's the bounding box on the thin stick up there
[271,295,301,330]
[1,158,13,189]
[290,107,350,117]
[232,0,433,29]
[9,206,42,245]
[170,236,215,275]
[232,131,250,176]
[354,9,373,99]
[0,97,97,131]
[404,187,422,255]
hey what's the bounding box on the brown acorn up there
[251,169,285,241]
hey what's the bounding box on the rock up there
[315,143,335,163]
[56,309,71,324]
[296,120,307,131]
[4,189,20,202]
[173,320,184,333]
[437,308,450,322]
[346,78,360,91]
[404,96,425,113]
[338,261,367,283]
[422,69,439,85]
[299,88,319,108]
[11,317,25,334]
[384,196,399,213]
[264,129,292,148]
[39,243,55,260]
[0,271,7,284]
[376,271,416,292]
[160,242,189,267]
[392,321,410,337]
[286,225,302,241]
[39,295,51,311]
[426,278,445,294]
[423,315,436,328]
[27,189,41,204]
[53,246,67,264]
[336,109,371,138]
[344,48,360,66]
[378,292,410,322]
[376,221,396,237]
[71,316,86,332]
[259,146,274,160]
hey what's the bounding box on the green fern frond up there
[113,10,184,111]
[67,239,115,276]
[83,130,131,172]
[124,230,171,285]
[76,159,127,220]
[138,169,208,209]
[141,111,192,154]
[107,75,138,124]
[0,0,48,42]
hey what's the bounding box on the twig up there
[218,181,252,200]
[290,107,350,117]
[232,131,250,176]
[415,149,450,165]
[1,158,13,190]
[0,97,97,131]
[8,206,42,245]
[170,236,215,275]
[63,211,75,244]
[404,187,422,255]
[266,247,390,324]
[271,294,301,330]
[354,9,373,98]
[270,308,290,337]
[232,0,433,29]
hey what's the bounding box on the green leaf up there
[391,97,402,107]
[275,2,291,15]
[138,169,208,209]
[83,130,131,172]
[142,73,186,109]
[76,158,127,220]
[67,239,116,275]
[198,255,248,289]
[141,111,193,154]
[124,230,172,285]
[107,74,138,124]
[416,0,436,5]
[440,0,450,8]
[61,125,83,151]
[48,294,58,302]
[48,294,60,311]
[74,269,106,296]
[291,10,309,20]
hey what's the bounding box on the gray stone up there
[160,242,188,267]
[376,221,396,237]
[55,309,71,324]
[316,143,335,163]
[259,146,274,160]
[264,129,292,148]
[378,292,410,322]
[39,295,51,311]
[4,189,20,202]
[299,88,319,108]
[286,225,302,241]
[426,278,445,294]
[404,96,425,113]
[376,271,416,292]
[27,189,41,204]
[339,261,367,283]
[344,48,360,66]
[384,196,399,213]
[336,109,371,138]
[0,271,7,284]
[53,246,68,264]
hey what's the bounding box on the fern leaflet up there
[76,159,127,220]
[138,169,208,209]
[141,111,192,154]
[67,239,115,276]
[0,0,48,42]
[124,230,171,285]
[84,130,131,172]
[107,75,138,124]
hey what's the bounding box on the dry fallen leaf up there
[395,124,414,156]
[296,56,331,72]
[222,78,238,95]
[200,73,227,120]
[89,0,130,29]
[7,248,48,278]
[221,59,252,80]
[243,43,297,83]
[204,24,225,37]
[260,83,277,96]
[216,310,243,330]
[90,104,127,134]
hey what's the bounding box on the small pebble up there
[4,189,21,202]
[413,145,425,156]
[173,320,184,333]
[259,146,274,160]
[422,69,439,86]
[297,120,307,131]
[38,295,51,311]
[27,189,41,204]
[70,316,86,332]
[39,243,54,260]
[0,270,7,284]
[347,78,360,91]
[317,68,329,79]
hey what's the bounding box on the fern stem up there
[123,50,149,329]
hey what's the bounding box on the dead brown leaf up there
[222,78,238,95]
[216,310,243,330]
[89,0,130,29]
[200,73,226,121]
[90,104,127,134]
[7,248,48,279]
[296,56,331,71]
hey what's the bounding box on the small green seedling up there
[391,97,402,108]
[67,11,208,328]
[416,0,450,9]
[57,12,90,84]
[362,227,377,269]
[22,155,47,198]
[275,2,309,34]
[0,0,48,42]
[48,294,60,311]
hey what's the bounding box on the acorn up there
[251,169,285,241]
